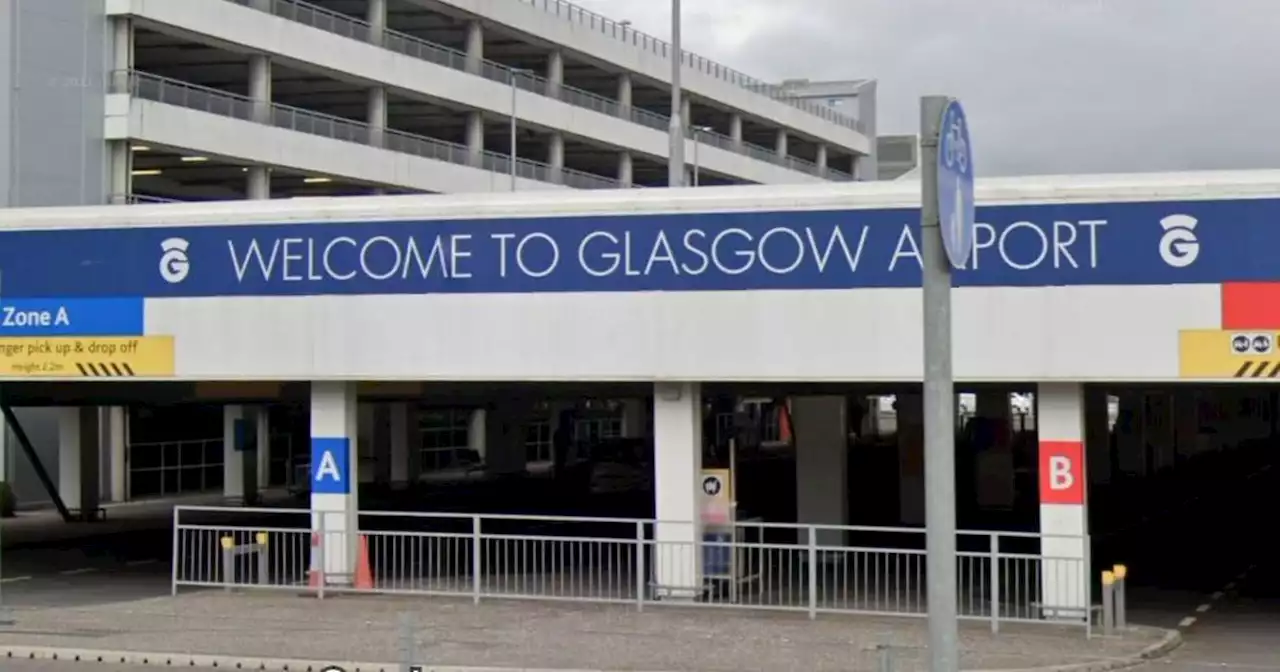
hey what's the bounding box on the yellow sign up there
[0,336,175,377]
[1179,329,1280,379]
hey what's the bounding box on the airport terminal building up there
[0,0,888,507]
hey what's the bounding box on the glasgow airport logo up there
[159,237,191,284]
[1158,214,1199,268]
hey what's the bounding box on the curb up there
[0,645,643,672]
[970,627,1183,672]
[0,630,1182,672]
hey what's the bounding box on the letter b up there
[1048,456,1073,491]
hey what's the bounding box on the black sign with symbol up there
[1234,334,1251,353]
[1254,334,1273,353]
[702,476,722,497]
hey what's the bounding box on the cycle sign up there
[936,99,975,269]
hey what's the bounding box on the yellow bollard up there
[220,536,234,550]
[1101,570,1115,633]
[1112,564,1128,628]
[255,532,268,546]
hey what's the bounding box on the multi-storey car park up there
[2,0,888,206]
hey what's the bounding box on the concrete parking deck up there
[0,592,1176,672]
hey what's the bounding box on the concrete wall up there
[0,0,107,207]
[142,284,1216,381]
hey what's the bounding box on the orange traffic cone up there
[308,532,325,588]
[354,535,374,590]
[778,400,793,445]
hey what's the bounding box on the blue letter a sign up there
[310,437,350,495]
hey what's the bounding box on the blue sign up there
[0,297,143,336]
[0,197,1270,298]
[310,437,350,495]
[937,99,975,269]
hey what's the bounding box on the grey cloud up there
[572,0,1280,176]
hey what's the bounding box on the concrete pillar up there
[247,54,272,200]
[255,406,270,490]
[617,152,634,187]
[366,0,386,46]
[465,112,484,166]
[1144,393,1175,472]
[249,54,271,124]
[223,405,261,505]
[973,391,1014,511]
[895,392,924,525]
[367,87,387,149]
[1036,383,1089,620]
[1173,389,1199,460]
[792,396,847,547]
[467,408,486,462]
[483,404,529,476]
[370,404,393,484]
[729,114,743,147]
[548,133,565,183]
[310,381,360,584]
[620,399,646,438]
[652,381,703,599]
[775,128,788,157]
[58,407,101,515]
[816,144,828,173]
[108,17,133,205]
[464,21,483,75]
[617,72,632,112]
[546,50,563,99]
[388,402,414,489]
[1114,392,1144,475]
[101,407,127,503]
[680,97,691,125]
[1084,388,1112,485]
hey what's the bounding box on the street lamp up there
[691,125,712,187]
[509,67,533,191]
[667,0,684,188]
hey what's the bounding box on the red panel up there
[1222,282,1280,329]
[1039,440,1084,505]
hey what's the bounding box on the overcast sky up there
[569,0,1280,176]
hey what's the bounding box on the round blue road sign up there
[936,99,975,269]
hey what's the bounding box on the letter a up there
[1049,455,1073,491]
[315,450,342,483]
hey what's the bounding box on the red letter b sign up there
[1039,441,1084,505]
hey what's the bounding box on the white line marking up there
[1178,616,1197,628]
[0,576,31,584]
[125,559,158,566]
[1211,591,1225,600]
[59,567,97,576]
[1196,603,1212,613]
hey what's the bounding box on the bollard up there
[220,536,235,591]
[1112,564,1127,629]
[1100,570,1115,634]
[875,644,894,672]
[256,532,270,586]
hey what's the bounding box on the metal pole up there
[920,95,958,672]
[509,72,518,192]
[667,0,684,187]
[693,129,700,187]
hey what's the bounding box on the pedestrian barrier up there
[173,505,1091,632]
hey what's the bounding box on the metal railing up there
[173,506,1090,632]
[113,69,622,190]
[224,0,854,182]
[514,0,867,133]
